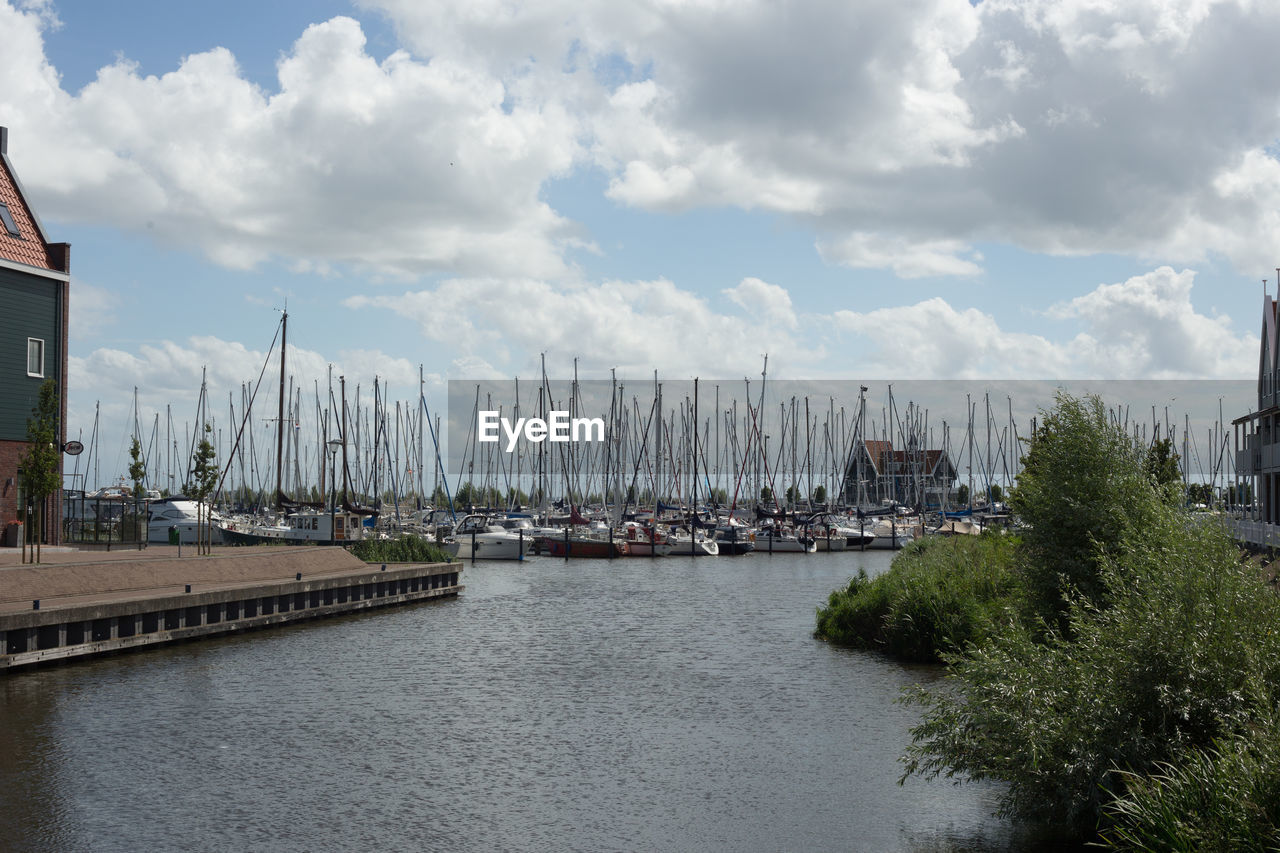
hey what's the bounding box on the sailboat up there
[218,310,369,546]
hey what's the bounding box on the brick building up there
[0,126,70,545]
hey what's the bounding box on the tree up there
[127,437,147,545]
[812,484,827,506]
[18,379,60,564]
[957,484,970,507]
[1010,392,1170,627]
[760,486,773,504]
[1145,436,1181,495]
[905,508,1280,836]
[189,425,218,554]
[128,437,146,497]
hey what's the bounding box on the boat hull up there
[450,534,530,560]
[544,537,626,558]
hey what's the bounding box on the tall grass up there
[815,533,1021,663]
[1101,716,1280,851]
[347,535,454,564]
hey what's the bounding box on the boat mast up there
[275,309,287,511]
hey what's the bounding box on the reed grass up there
[814,533,1021,663]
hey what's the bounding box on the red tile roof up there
[0,149,56,271]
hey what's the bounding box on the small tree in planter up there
[18,379,60,564]
[127,437,147,546]
[189,425,218,555]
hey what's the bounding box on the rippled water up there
[0,550,1028,852]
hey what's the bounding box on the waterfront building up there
[0,126,71,545]
[1234,293,1280,526]
[845,438,956,507]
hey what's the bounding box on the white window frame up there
[27,337,44,378]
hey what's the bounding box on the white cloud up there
[363,0,1280,277]
[4,0,1280,283]
[346,275,824,377]
[835,297,1067,378]
[1048,266,1254,378]
[818,233,984,278]
[1,11,581,279]
[723,277,797,329]
[834,266,1255,379]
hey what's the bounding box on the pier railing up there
[1225,516,1280,550]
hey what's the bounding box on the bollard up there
[518,529,524,562]
[564,527,570,560]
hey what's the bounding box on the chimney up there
[0,126,7,156]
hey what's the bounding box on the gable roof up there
[0,126,64,272]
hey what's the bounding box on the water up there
[0,550,1026,852]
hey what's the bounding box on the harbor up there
[0,545,460,670]
[0,549,1033,853]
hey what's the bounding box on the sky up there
[0,0,1274,491]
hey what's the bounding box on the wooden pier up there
[0,545,461,671]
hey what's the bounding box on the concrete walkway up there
[0,545,373,614]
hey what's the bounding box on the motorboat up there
[752,527,816,554]
[447,514,536,560]
[712,524,755,555]
[147,496,224,545]
[667,527,719,556]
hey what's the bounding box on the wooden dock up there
[0,545,461,670]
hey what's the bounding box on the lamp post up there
[327,439,342,545]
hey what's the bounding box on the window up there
[0,202,17,237]
[27,338,43,377]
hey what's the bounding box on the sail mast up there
[275,309,287,511]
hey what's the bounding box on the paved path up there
[0,545,374,614]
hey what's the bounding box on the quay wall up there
[0,548,461,670]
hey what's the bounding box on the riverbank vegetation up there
[819,392,1280,845]
[815,534,1020,662]
[348,535,454,564]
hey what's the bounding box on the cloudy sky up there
[1,0,1272,486]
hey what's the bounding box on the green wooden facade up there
[0,265,62,441]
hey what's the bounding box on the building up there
[0,126,70,545]
[1235,294,1280,526]
[845,437,957,508]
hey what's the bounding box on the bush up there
[1101,719,1280,851]
[348,535,454,564]
[815,533,1021,663]
[1011,393,1175,628]
[903,511,1280,837]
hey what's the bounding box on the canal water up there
[0,549,1028,852]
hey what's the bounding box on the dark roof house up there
[0,126,70,545]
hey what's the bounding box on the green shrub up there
[815,533,1021,663]
[1011,392,1175,629]
[903,511,1280,837]
[1101,719,1280,852]
[348,535,454,564]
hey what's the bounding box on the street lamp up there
[327,439,342,545]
